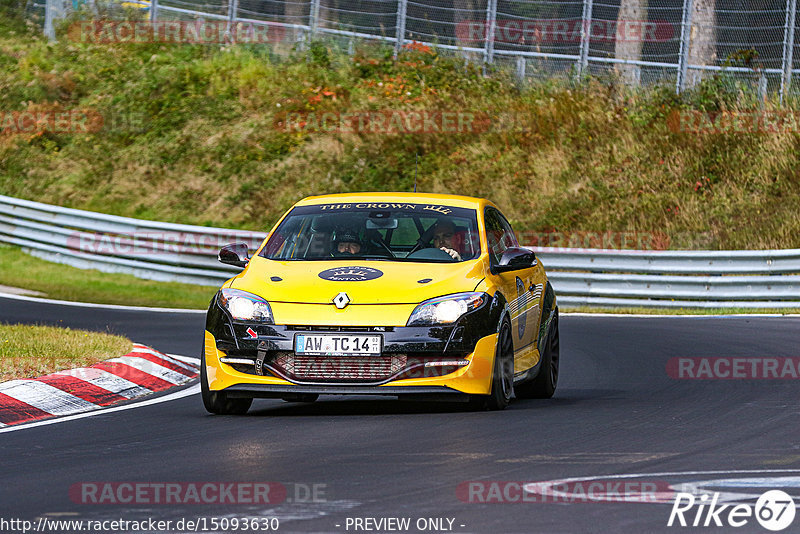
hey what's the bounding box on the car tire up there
[201,347,253,415]
[516,309,559,399]
[469,318,514,411]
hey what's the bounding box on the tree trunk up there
[454,0,480,59]
[685,0,716,87]
[614,0,647,85]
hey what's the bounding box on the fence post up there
[577,0,593,77]
[781,0,797,103]
[675,0,695,93]
[484,0,497,64]
[394,0,407,58]
[515,55,526,82]
[149,0,158,22]
[310,0,321,35]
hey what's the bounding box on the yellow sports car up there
[202,193,559,414]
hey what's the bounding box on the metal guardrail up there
[0,194,266,286]
[535,248,800,308]
[1,194,799,308]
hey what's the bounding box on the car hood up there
[230,256,489,305]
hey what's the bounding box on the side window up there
[484,208,518,264]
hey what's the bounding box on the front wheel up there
[469,318,514,411]
[201,348,253,415]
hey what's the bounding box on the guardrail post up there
[310,0,321,35]
[149,0,158,22]
[781,0,797,103]
[577,0,593,77]
[676,0,695,93]
[484,0,497,65]
[393,0,407,58]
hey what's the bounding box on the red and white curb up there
[0,343,198,427]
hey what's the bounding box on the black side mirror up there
[495,247,536,273]
[219,242,250,268]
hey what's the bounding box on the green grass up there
[0,244,216,308]
[0,322,132,381]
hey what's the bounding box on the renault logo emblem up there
[333,292,351,309]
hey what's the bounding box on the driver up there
[332,230,363,257]
[431,220,462,261]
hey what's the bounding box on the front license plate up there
[294,334,382,356]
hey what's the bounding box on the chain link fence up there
[31,0,800,99]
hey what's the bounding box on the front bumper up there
[203,295,503,396]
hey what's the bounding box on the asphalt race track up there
[1,295,800,533]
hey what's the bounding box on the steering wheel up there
[406,247,457,261]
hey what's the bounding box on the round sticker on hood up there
[318,266,384,282]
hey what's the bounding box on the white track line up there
[0,291,206,313]
[0,384,200,434]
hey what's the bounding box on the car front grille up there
[271,353,407,383]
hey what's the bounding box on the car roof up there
[295,192,494,210]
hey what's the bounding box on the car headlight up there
[218,288,274,323]
[406,292,486,326]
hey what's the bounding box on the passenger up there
[431,220,462,261]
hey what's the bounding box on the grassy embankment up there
[0,322,132,381]
[0,244,216,307]
[1,6,799,249]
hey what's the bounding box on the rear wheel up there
[517,309,559,399]
[469,318,514,411]
[201,347,253,415]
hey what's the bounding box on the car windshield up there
[261,202,481,262]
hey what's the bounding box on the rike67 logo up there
[668,490,796,531]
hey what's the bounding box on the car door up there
[484,207,543,374]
